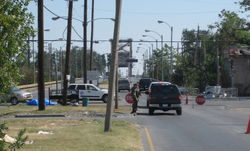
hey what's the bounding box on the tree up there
[0,0,34,95]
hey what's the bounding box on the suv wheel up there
[102,95,108,103]
[10,97,19,105]
[176,108,182,115]
[148,108,154,115]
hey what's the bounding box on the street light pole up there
[158,20,173,80]
[142,35,158,49]
[145,29,164,81]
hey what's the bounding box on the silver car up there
[1,87,33,105]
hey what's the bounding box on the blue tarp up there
[27,98,57,106]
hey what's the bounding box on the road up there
[28,87,250,151]
[118,91,250,151]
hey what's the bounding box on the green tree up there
[0,0,34,95]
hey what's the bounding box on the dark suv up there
[118,79,130,92]
[139,78,157,91]
[146,82,182,115]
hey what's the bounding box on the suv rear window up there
[151,85,179,95]
[119,80,129,84]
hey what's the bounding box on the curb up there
[15,114,65,118]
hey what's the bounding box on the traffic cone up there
[246,118,250,134]
[185,94,189,105]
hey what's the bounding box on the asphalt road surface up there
[28,86,250,151]
[119,91,250,151]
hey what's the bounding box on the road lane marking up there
[144,126,155,151]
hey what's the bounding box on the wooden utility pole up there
[90,0,95,71]
[104,0,122,132]
[37,0,45,110]
[83,0,88,83]
[62,0,73,105]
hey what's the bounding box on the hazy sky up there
[28,0,240,75]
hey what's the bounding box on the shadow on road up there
[137,112,176,116]
[138,105,148,109]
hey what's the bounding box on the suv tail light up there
[178,95,182,101]
[146,90,151,95]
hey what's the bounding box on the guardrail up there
[17,81,61,89]
[17,78,108,90]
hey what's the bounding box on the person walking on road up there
[130,83,140,115]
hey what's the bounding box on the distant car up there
[1,87,33,105]
[118,79,130,92]
[139,78,158,91]
[145,82,182,115]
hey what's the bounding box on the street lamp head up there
[142,35,147,37]
[145,29,151,32]
[52,16,60,21]
[110,18,115,22]
[157,20,164,24]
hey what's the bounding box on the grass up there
[0,103,131,117]
[1,119,143,151]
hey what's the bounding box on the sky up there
[28,0,240,76]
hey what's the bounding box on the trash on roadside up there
[1,134,16,144]
[0,134,33,144]
[37,130,54,135]
[27,98,57,106]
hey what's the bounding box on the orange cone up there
[246,118,250,134]
[185,94,189,105]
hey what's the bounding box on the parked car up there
[139,78,158,91]
[118,79,130,92]
[145,82,182,115]
[1,87,33,105]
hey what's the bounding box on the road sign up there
[87,70,100,80]
[125,93,134,104]
[195,95,206,105]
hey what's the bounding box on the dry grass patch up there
[1,119,143,151]
[0,104,131,117]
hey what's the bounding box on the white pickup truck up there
[49,83,108,103]
[69,83,108,103]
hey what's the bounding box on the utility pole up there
[83,0,88,83]
[104,0,122,132]
[115,54,119,109]
[37,0,45,110]
[62,0,73,105]
[32,36,36,83]
[90,0,95,72]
